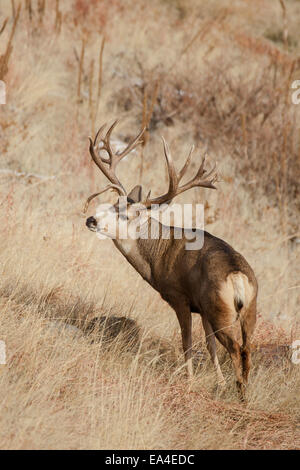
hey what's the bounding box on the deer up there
[84,120,258,400]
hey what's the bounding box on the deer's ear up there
[127,185,143,204]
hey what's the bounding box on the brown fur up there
[116,218,258,399]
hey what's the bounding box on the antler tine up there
[92,123,111,164]
[83,184,126,214]
[96,120,146,169]
[195,150,212,179]
[143,137,179,207]
[197,154,206,177]
[203,159,217,179]
[88,127,126,192]
[162,137,179,195]
[180,158,217,191]
[178,144,194,182]
[100,120,119,163]
[89,137,106,170]
[93,123,107,146]
[87,120,146,200]
[144,139,217,207]
[115,127,146,163]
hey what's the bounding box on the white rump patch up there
[219,272,254,313]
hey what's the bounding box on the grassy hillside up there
[0,0,299,449]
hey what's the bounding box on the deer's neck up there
[112,217,166,286]
[113,236,152,284]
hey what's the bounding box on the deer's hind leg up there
[214,328,245,399]
[240,297,257,384]
[201,315,226,387]
[205,303,245,398]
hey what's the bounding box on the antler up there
[89,120,145,191]
[143,138,217,208]
[83,184,126,214]
[84,120,146,212]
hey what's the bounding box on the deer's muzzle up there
[86,216,97,232]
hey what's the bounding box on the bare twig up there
[139,80,160,180]
[11,0,16,19]
[181,9,228,59]
[0,2,21,80]
[77,38,85,102]
[55,0,62,34]
[147,80,159,128]
[89,58,95,134]
[279,0,288,50]
[141,86,148,140]
[95,36,105,119]
[73,47,79,63]
[25,0,33,21]
[0,17,8,36]
[37,0,46,24]
[0,169,57,181]
[241,112,248,160]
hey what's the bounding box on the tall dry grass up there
[0,0,299,449]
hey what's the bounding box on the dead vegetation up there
[0,0,299,450]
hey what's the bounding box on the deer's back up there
[139,228,257,312]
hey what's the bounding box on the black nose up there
[86,216,97,230]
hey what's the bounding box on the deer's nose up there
[86,216,97,231]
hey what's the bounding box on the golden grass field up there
[0,0,299,449]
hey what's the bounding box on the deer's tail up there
[219,271,256,344]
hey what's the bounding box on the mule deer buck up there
[85,121,258,399]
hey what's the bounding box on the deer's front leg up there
[174,305,193,378]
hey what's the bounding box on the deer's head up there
[84,120,217,240]
[86,184,148,239]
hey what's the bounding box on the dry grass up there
[0,0,299,450]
